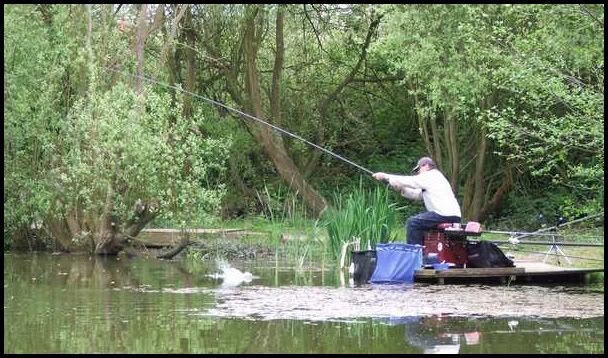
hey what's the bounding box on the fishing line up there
[103,66,375,176]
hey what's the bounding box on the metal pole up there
[468,239,603,247]
[512,212,604,240]
[484,230,566,238]
[492,245,604,262]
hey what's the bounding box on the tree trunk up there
[462,173,474,219]
[445,111,459,193]
[134,4,166,111]
[79,5,93,97]
[44,217,75,252]
[469,127,487,221]
[162,6,179,92]
[480,164,513,220]
[429,115,443,171]
[95,183,121,254]
[182,6,196,118]
[93,178,160,255]
[242,6,327,217]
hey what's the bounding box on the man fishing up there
[372,157,461,246]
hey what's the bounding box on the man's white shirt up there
[384,169,461,217]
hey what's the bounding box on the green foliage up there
[257,182,313,224]
[4,5,232,248]
[4,5,79,243]
[371,4,603,224]
[479,5,604,219]
[56,82,231,227]
[589,272,604,286]
[322,181,399,261]
[488,185,603,231]
[4,4,604,247]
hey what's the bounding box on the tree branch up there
[146,4,168,37]
[303,4,330,57]
[578,4,604,28]
[270,5,285,124]
[304,14,383,176]
[113,4,123,17]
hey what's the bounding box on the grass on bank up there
[182,182,404,270]
[190,200,604,272]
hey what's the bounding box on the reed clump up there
[323,181,399,262]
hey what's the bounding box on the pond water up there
[3,253,604,354]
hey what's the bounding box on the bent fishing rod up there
[103,67,375,176]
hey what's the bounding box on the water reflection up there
[378,315,479,354]
[377,314,605,354]
[3,253,604,354]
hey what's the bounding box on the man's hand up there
[372,172,387,181]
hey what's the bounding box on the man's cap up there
[413,157,434,172]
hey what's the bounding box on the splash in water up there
[207,260,255,287]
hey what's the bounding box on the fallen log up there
[156,240,193,260]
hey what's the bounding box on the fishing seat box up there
[423,222,481,268]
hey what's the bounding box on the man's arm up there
[384,173,423,190]
[401,187,423,200]
[372,172,424,192]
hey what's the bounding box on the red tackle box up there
[423,230,468,267]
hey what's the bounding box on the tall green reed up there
[258,182,322,267]
[323,179,399,262]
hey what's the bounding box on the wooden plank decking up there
[414,261,603,284]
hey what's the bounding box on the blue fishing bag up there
[370,243,423,284]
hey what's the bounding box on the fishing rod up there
[470,239,604,247]
[481,229,604,247]
[103,66,375,176]
[484,230,567,238]
[511,212,604,240]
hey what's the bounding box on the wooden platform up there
[136,228,267,247]
[414,261,603,284]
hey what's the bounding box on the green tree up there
[4,4,231,253]
[372,4,603,222]
[482,4,604,219]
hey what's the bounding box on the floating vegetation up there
[202,284,605,321]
